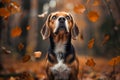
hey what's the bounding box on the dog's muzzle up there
[55,17,68,34]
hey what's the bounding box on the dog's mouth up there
[55,23,68,34]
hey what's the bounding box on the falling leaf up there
[102,34,110,45]
[38,11,48,18]
[1,46,11,54]
[7,1,21,14]
[8,67,15,73]
[88,38,95,49]
[1,0,11,3]
[86,0,90,4]
[9,76,16,80]
[11,26,22,38]
[26,25,31,30]
[73,4,86,14]
[18,43,24,51]
[22,55,31,63]
[19,72,34,80]
[0,8,10,17]
[86,58,96,67]
[92,0,100,6]
[87,11,99,22]
[34,51,42,58]
[108,56,120,66]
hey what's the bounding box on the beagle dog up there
[41,11,79,80]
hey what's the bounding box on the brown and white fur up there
[41,11,79,80]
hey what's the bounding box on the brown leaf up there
[18,43,24,51]
[8,67,15,73]
[7,1,21,14]
[11,26,22,38]
[86,58,96,67]
[87,11,99,22]
[22,55,31,63]
[73,4,86,14]
[1,0,11,3]
[102,34,110,45]
[88,38,95,49]
[0,8,10,17]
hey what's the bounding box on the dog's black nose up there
[58,17,65,22]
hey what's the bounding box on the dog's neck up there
[48,33,75,62]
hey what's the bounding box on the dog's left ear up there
[71,24,79,40]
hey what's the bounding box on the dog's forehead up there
[51,12,69,16]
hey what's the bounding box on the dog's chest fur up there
[54,41,66,61]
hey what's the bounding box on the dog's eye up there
[52,15,57,20]
[66,16,70,20]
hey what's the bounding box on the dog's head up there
[41,11,79,40]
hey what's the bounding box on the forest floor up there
[0,53,120,80]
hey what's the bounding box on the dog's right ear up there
[41,14,51,40]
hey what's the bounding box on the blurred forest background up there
[0,0,120,80]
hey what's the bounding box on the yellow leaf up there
[11,26,22,38]
[87,11,99,22]
[73,4,86,14]
[88,38,95,49]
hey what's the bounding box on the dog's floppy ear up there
[41,24,50,40]
[41,14,51,40]
[71,24,79,40]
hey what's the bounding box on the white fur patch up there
[54,42,65,61]
[54,19,59,33]
[65,20,69,32]
[50,60,71,80]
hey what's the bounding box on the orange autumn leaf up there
[102,34,110,45]
[108,56,120,66]
[88,38,95,49]
[73,4,86,14]
[7,1,21,14]
[11,26,22,37]
[86,0,90,4]
[26,25,31,30]
[18,43,24,50]
[87,11,99,22]
[92,0,100,6]
[34,51,42,58]
[22,55,31,63]
[1,0,11,3]
[0,8,10,17]
[86,58,96,67]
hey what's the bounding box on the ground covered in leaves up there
[0,54,120,80]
